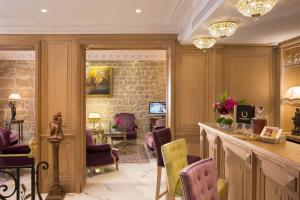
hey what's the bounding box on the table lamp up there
[283,86,300,135]
[88,112,100,129]
[8,93,22,121]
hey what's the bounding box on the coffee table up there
[102,130,127,148]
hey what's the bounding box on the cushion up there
[217,178,228,199]
[10,132,18,145]
[87,144,111,153]
[86,129,95,147]
[3,144,31,154]
[0,128,11,145]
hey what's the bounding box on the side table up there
[103,130,127,149]
[6,120,24,143]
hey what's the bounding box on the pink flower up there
[115,117,121,125]
[225,97,236,112]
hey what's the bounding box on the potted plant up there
[112,117,121,131]
[213,91,244,129]
[221,118,234,130]
[216,116,225,128]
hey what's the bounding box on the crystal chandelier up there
[235,0,278,18]
[193,36,217,49]
[209,21,238,38]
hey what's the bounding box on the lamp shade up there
[8,93,22,101]
[88,112,100,119]
[283,86,300,105]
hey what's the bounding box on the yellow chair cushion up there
[217,178,228,199]
[161,139,188,197]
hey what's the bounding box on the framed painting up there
[86,66,113,97]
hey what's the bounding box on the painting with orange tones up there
[86,66,112,97]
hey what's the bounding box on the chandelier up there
[193,36,217,49]
[209,20,238,38]
[235,0,278,18]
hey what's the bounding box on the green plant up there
[222,118,233,125]
[216,117,225,123]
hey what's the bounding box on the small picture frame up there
[260,126,282,143]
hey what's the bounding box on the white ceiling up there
[0,0,299,44]
[186,0,300,44]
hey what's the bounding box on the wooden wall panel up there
[174,46,275,155]
[39,38,83,192]
[175,49,208,134]
[174,47,223,155]
[223,47,275,125]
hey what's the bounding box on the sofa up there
[0,128,33,167]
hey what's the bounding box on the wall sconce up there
[8,93,22,121]
[283,86,300,135]
[88,112,100,129]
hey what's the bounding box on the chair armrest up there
[87,144,112,153]
[2,144,31,154]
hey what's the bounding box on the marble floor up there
[2,157,170,200]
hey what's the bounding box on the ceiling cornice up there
[0,23,178,34]
[0,51,35,60]
[86,50,166,61]
[178,0,224,43]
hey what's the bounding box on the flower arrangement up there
[213,91,245,127]
[112,117,121,130]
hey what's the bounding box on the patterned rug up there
[115,143,150,163]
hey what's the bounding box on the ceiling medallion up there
[235,0,278,18]
[193,36,217,49]
[208,20,238,38]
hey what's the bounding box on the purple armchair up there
[114,113,138,144]
[145,118,166,152]
[0,128,33,167]
[86,129,119,174]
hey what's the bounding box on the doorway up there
[85,49,168,164]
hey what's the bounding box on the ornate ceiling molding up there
[178,0,224,43]
[86,50,166,61]
[0,23,178,34]
[0,51,35,60]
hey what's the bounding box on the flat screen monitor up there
[149,102,166,115]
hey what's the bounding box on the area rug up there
[115,143,150,163]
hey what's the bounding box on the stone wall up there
[86,61,166,135]
[0,60,35,141]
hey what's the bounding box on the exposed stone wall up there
[86,61,166,135]
[0,60,35,142]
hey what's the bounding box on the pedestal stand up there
[46,136,65,200]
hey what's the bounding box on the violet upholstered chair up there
[152,128,201,200]
[180,158,228,200]
[145,118,166,152]
[86,129,119,175]
[0,128,33,167]
[113,113,138,144]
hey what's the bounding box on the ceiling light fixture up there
[209,20,238,38]
[235,0,278,18]
[41,9,48,13]
[136,9,142,13]
[193,36,217,49]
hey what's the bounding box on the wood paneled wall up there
[0,34,279,192]
[174,45,277,155]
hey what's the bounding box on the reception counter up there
[198,122,300,200]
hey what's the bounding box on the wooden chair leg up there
[155,166,162,200]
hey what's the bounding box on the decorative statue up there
[8,101,17,121]
[292,108,300,135]
[49,112,64,138]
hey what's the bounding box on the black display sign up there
[236,105,255,124]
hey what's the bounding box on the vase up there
[222,124,232,130]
